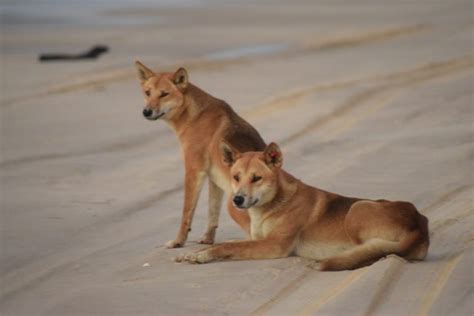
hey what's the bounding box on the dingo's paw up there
[174,254,186,263]
[166,239,184,249]
[175,251,212,264]
[197,234,215,245]
[306,261,323,271]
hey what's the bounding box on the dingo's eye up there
[145,90,151,97]
[251,175,262,183]
[159,91,170,98]
[233,175,240,182]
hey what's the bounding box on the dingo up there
[135,61,265,248]
[177,142,429,270]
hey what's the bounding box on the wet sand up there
[1,1,473,315]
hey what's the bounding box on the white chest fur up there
[209,166,231,193]
[249,208,268,240]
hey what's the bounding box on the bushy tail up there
[320,230,423,271]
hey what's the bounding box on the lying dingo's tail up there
[319,228,427,271]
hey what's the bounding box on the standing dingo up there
[135,61,265,248]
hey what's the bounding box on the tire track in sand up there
[4,56,471,170]
[416,254,464,316]
[0,130,169,169]
[363,257,407,316]
[421,184,472,214]
[250,269,315,316]
[1,25,425,108]
[277,56,474,145]
[297,269,367,316]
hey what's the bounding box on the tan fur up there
[135,61,266,247]
[176,142,429,271]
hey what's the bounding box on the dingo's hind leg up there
[198,179,223,244]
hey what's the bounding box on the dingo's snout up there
[142,107,165,120]
[233,195,245,208]
[143,108,153,118]
[232,194,259,209]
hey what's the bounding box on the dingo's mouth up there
[250,199,259,208]
[234,198,259,210]
[145,112,166,121]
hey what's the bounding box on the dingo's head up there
[135,61,188,121]
[221,142,283,209]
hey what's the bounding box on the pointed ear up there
[220,141,240,167]
[135,60,154,83]
[172,67,189,90]
[263,142,282,168]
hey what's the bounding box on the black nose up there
[233,195,245,207]
[143,108,153,118]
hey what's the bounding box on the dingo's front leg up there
[176,238,293,263]
[197,179,223,244]
[166,168,206,248]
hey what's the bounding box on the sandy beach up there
[1,0,473,315]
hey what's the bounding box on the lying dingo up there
[177,142,429,270]
[135,61,265,248]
